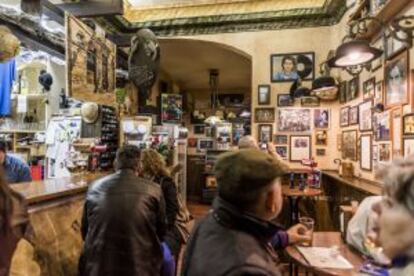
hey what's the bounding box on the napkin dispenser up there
[341,162,354,178]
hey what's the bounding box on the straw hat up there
[0,26,20,63]
[81,102,100,124]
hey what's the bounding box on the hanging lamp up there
[204,69,223,126]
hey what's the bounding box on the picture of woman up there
[273,56,299,81]
[271,52,314,82]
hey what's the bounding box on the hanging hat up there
[289,79,310,98]
[0,26,20,63]
[81,102,100,124]
[311,76,338,100]
[38,70,53,91]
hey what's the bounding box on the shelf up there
[0,129,44,133]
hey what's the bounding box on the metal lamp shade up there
[328,40,383,67]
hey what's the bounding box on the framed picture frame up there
[277,94,294,107]
[275,146,288,160]
[371,35,385,71]
[347,76,359,102]
[255,108,275,123]
[359,100,373,132]
[315,130,327,146]
[339,81,347,103]
[314,109,330,129]
[197,138,214,153]
[349,106,359,125]
[290,135,311,162]
[258,85,271,105]
[258,124,273,142]
[161,94,183,124]
[391,107,403,158]
[270,52,315,82]
[187,137,198,148]
[403,137,414,157]
[301,96,320,107]
[373,110,391,141]
[403,113,414,136]
[277,108,311,132]
[193,124,205,135]
[274,134,288,145]
[363,77,376,100]
[360,134,372,171]
[385,31,411,60]
[342,130,357,161]
[206,175,217,188]
[384,50,409,109]
[340,106,349,127]
[378,142,392,163]
[374,81,384,106]
[316,149,326,156]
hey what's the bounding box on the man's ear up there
[265,189,276,213]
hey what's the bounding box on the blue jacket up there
[4,155,32,183]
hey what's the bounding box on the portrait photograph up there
[290,135,311,162]
[347,76,359,102]
[161,94,183,124]
[271,52,315,82]
[403,113,414,135]
[378,142,391,163]
[373,110,390,141]
[384,50,409,109]
[193,124,205,135]
[301,96,320,107]
[258,85,271,105]
[349,106,359,125]
[258,124,273,142]
[275,146,288,160]
[403,138,414,158]
[360,134,372,171]
[314,109,330,129]
[342,130,357,160]
[277,108,311,132]
[339,81,347,103]
[315,130,327,146]
[277,94,294,107]
[274,134,288,145]
[340,106,349,127]
[363,77,376,100]
[374,81,384,105]
[187,137,198,148]
[255,108,275,123]
[359,100,373,132]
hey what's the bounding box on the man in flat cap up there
[183,149,309,276]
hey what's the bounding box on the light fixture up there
[204,69,223,126]
[327,40,382,68]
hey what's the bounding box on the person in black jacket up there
[183,149,310,276]
[79,145,166,276]
[140,149,181,258]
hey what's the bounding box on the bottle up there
[299,174,306,191]
[289,173,295,189]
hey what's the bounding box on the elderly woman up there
[373,156,414,275]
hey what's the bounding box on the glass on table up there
[299,216,315,247]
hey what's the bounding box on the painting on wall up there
[270,52,315,82]
[274,135,288,145]
[187,138,198,148]
[161,94,183,124]
[315,130,327,146]
[359,100,373,132]
[342,130,357,160]
[277,94,294,107]
[316,149,326,156]
[258,85,271,105]
[301,96,320,107]
[384,50,409,109]
[314,109,330,129]
[275,146,288,160]
[290,135,311,162]
[403,113,414,136]
[277,109,311,132]
[258,124,273,142]
[391,107,402,158]
[373,110,390,141]
[378,142,391,163]
[347,76,359,102]
[340,106,349,127]
[363,77,376,100]
[403,137,414,158]
[360,134,372,171]
[255,108,275,123]
[66,14,116,105]
[374,81,384,105]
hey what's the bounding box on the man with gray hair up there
[79,145,166,276]
[238,135,259,149]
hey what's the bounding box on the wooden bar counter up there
[9,173,108,276]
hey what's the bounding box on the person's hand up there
[287,224,311,245]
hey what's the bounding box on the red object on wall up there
[31,165,42,181]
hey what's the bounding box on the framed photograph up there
[373,110,390,141]
[290,135,311,162]
[301,96,320,107]
[255,108,275,123]
[385,31,411,60]
[378,142,391,163]
[403,137,414,157]
[205,126,212,137]
[161,94,183,124]
[347,76,359,102]
[391,107,402,158]
[258,124,273,142]
[339,81,347,103]
[373,145,378,160]
[277,109,311,132]
[193,124,205,135]
[360,134,372,171]
[403,113,414,135]
[314,109,330,129]
[197,138,214,152]
[258,85,271,105]
[232,123,245,146]
[349,106,359,125]
[384,50,409,109]
[342,130,357,160]
[275,146,288,160]
[374,81,384,105]
[274,135,288,145]
[315,130,327,146]
[359,100,373,131]
[363,77,376,100]
[270,52,315,82]
[370,35,385,71]
[316,149,326,156]
[340,106,349,127]
[277,94,294,107]
[206,175,217,188]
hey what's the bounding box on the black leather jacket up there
[183,197,282,276]
[79,170,166,276]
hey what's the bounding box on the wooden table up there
[286,232,364,276]
[282,186,323,225]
